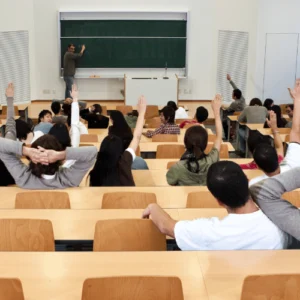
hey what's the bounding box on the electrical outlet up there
[188,89,192,94]
[52,90,56,95]
[43,89,50,94]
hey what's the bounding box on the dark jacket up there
[80,109,109,129]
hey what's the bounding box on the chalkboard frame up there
[58,11,189,78]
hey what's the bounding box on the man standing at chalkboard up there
[63,44,85,99]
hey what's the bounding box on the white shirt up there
[31,131,44,144]
[62,101,89,169]
[249,143,300,186]
[175,107,189,119]
[174,210,288,250]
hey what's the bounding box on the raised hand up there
[70,84,79,101]
[82,45,86,51]
[211,94,222,112]
[267,110,277,130]
[288,82,300,102]
[6,83,14,98]
[137,95,147,115]
[227,74,231,81]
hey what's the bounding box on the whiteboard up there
[125,75,178,106]
[0,31,30,105]
[263,33,299,104]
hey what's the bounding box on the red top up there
[240,155,284,170]
[179,120,201,129]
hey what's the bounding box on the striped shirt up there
[144,123,180,138]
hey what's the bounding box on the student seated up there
[124,111,138,128]
[143,161,290,250]
[238,98,268,154]
[167,101,189,119]
[250,84,300,185]
[0,84,97,190]
[109,110,148,170]
[166,94,222,186]
[89,96,146,186]
[222,74,246,139]
[250,167,300,243]
[285,104,294,128]
[51,101,68,124]
[263,98,274,111]
[80,104,109,129]
[143,106,180,138]
[52,97,86,110]
[264,105,287,128]
[16,119,43,144]
[34,110,53,134]
[179,106,208,129]
[239,129,284,170]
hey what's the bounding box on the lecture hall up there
[1,1,300,299]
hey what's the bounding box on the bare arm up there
[142,203,177,238]
[212,94,222,151]
[129,96,147,152]
[289,85,300,143]
[267,110,284,157]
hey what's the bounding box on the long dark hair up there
[182,126,208,173]
[89,135,124,186]
[265,105,286,128]
[109,111,133,150]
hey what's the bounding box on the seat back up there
[102,192,157,209]
[0,219,55,251]
[205,143,229,159]
[283,191,300,207]
[1,106,19,116]
[145,117,161,128]
[184,123,201,129]
[186,191,221,208]
[116,106,133,115]
[82,276,184,300]
[241,274,300,300]
[15,192,70,209]
[100,106,108,116]
[156,145,185,159]
[152,134,178,142]
[175,118,189,125]
[285,134,290,143]
[80,134,99,143]
[145,106,159,119]
[0,278,24,300]
[93,219,166,251]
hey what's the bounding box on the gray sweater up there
[227,80,246,112]
[238,106,268,124]
[250,167,300,242]
[0,137,97,190]
[63,52,83,77]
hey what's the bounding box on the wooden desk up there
[91,128,214,144]
[257,128,288,141]
[139,142,235,153]
[0,104,29,121]
[130,169,263,187]
[197,250,300,300]
[0,186,209,209]
[0,252,206,300]
[0,251,299,299]
[79,141,235,153]
[227,115,239,143]
[145,159,253,170]
[0,208,228,240]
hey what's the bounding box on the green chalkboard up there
[60,20,187,68]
